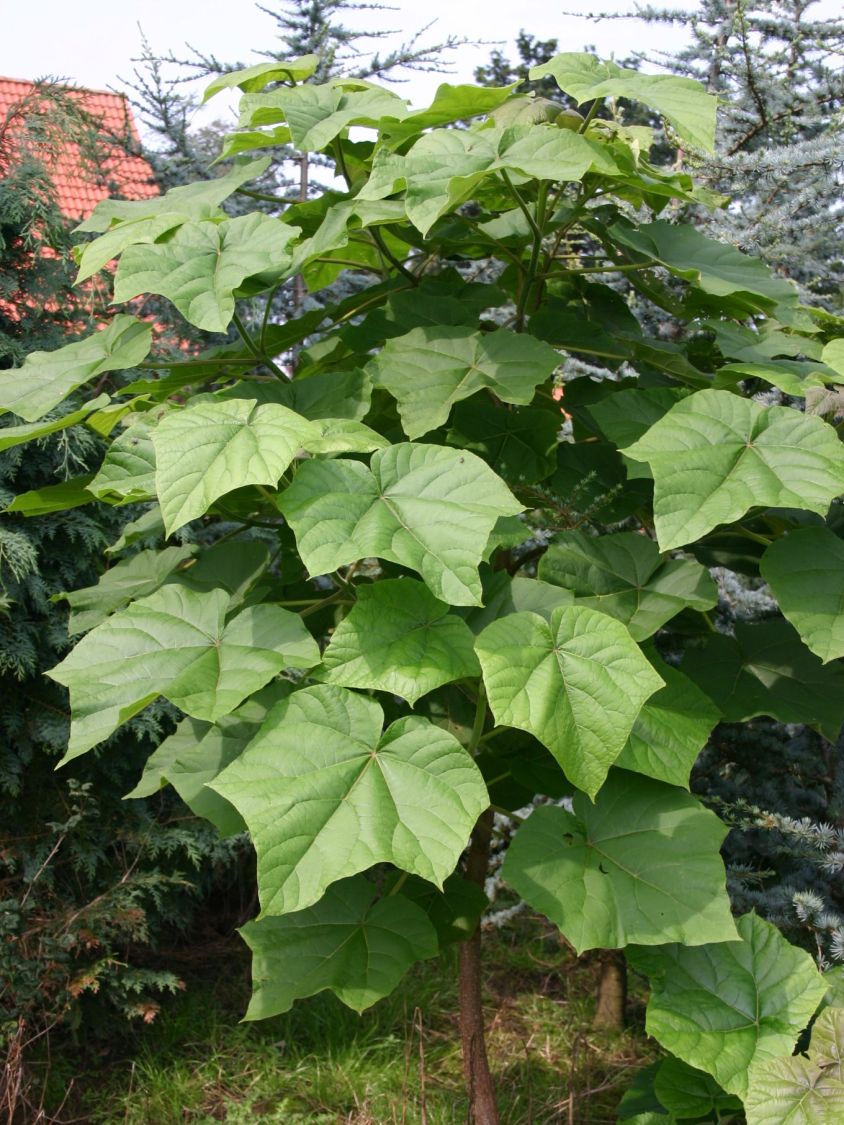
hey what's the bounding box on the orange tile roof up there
[0,77,158,220]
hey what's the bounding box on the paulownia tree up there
[4,52,844,1122]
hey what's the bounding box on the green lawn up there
[49,916,655,1123]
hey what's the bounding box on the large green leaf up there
[240,876,437,1019]
[630,912,827,1098]
[744,1007,844,1124]
[367,326,560,439]
[202,55,318,101]
[88,418,157,504]
[49,585,319,763]
[114,213,298,332]
[73,159,273,281]
[380,82,518,146]
[75,158,271,233]
[5,475,95,516]
[760,528,844,663]
[360,122,618,235]
[537,531,717,640]
[462,572,574,635]
[621,389,844,551]
[446,401,560,485]
[714,358,838,398]
[238,80,407,149]
[681,619,844,740]
[609,221,798,314]
[57,546,196,634]
[0,317,150,421]
[475,605,664,796]
[502,771,736,952]
[151,398,317,534]
[259,368,372,421]
[530,52,716,151]
[210,684,489,915]
[278,443,522,606]
[0,397,108,453]
[654,1058,742,1121]
[616,652,721,788]
[319,578,480,704]
[126,715,248,836]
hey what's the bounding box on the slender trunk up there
[293,154,308,311]
[592,952,627,1031]
[459,809,499,1125]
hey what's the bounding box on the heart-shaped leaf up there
[502,770,736,952]
[761,528,844,662]
[530,53,717,151]
[622,389,844,551]
[210,684,489,915]
[49,585,319,763]
[240,876,437,1018]
[319,578,480,704]
[367,326,560,439]
[115,213,298,332]
[616,651,720,788]
[88,418,157,504]
[630,912,827,1098]
[152,398,317,534]
[446,401,560,485]
[57,546,196,634]
[538,530,717,639]
[744,1007,844,1125]
[475,605,664,796]
[681,619,844,741]
[278,443,522,606]
[0,316,150,421]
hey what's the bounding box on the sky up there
[4,0,699,135]
[4,0,840,141]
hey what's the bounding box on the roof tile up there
[0,77,158,219]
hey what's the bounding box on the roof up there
[0,77,158,220]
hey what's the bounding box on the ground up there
[42,914,656,1123]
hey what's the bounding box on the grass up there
[44,915,656,1123]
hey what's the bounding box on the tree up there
[0,84,247,1117]
[5,52,844,1123]
[588,1,844,309]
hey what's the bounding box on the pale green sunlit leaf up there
[475,605,664,797]
[210,684,489,915]
[278,444,522,606]
[502,770,736,952]
[630,912,827,1098]
[621,389,844,551]
[368,326,560,439]
[319,577,480,704]
[49,585,319,763]
[530,52,717,151]
[115,213,298,332]
[0,316,150,421]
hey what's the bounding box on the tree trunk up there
[592,952,627,1031]
[458,809,500,1124]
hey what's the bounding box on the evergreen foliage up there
[0,85,247,1114]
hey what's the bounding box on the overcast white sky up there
[4,1,695,117]
[3,0,841,138]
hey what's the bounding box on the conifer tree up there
[0,86,245,1114]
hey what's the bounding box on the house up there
[0,77,157,221]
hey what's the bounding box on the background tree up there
[0,85,248,1118]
